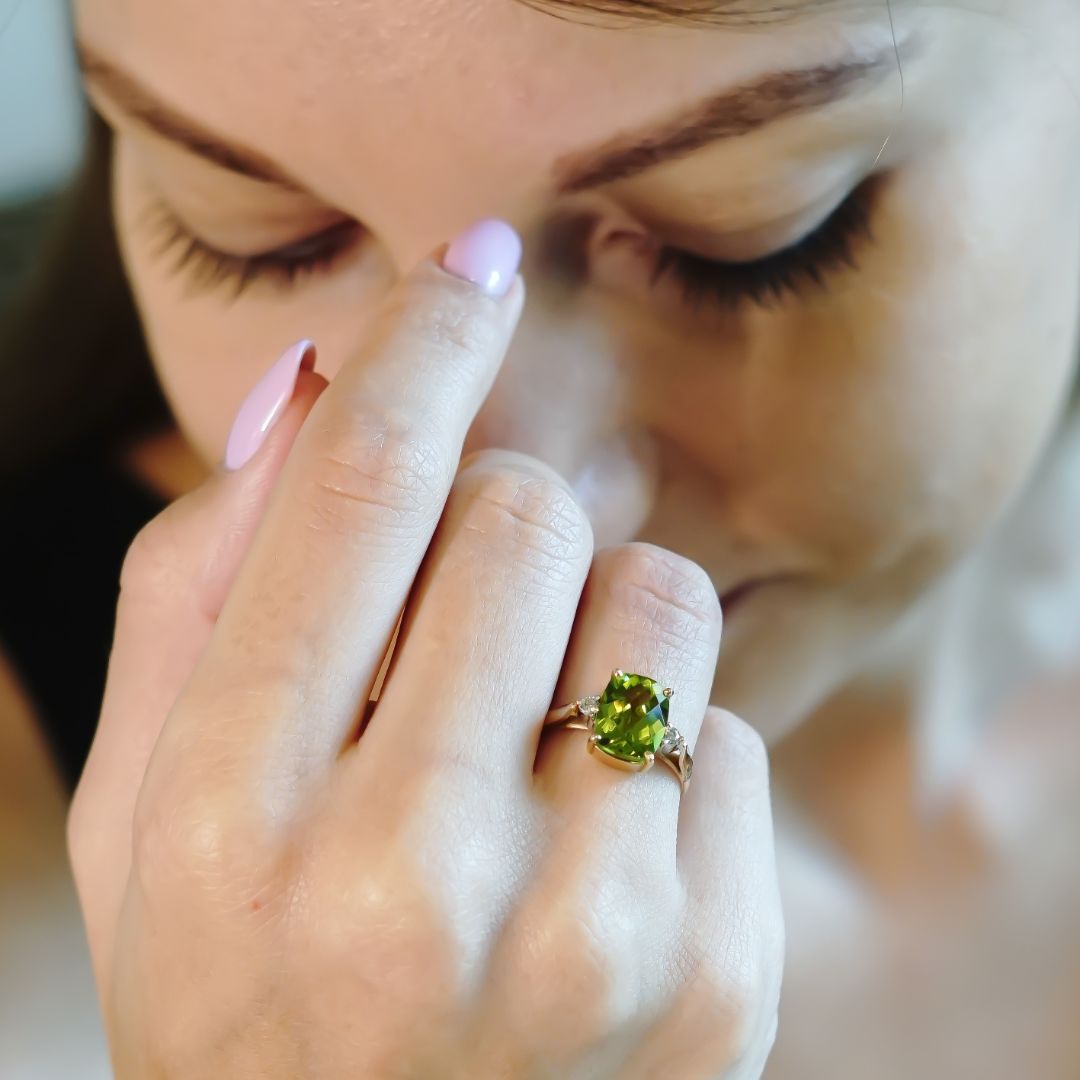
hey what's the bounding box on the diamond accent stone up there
[660,728,684,754]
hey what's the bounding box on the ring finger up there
[535,542,724,866]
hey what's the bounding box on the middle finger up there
[349,448,594,799]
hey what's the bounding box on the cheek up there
[746,352,1039,576]
[122,252,255,468]
[660,168,1076,587]
[745,312,1065,587]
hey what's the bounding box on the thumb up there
[69,340,327,977]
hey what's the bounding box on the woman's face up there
[74,0,1080,741]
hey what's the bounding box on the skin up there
[59,0,1080,1075]
[73,0,1080,741]
[65,255,782,1075]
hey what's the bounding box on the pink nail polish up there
[441,218,522,297]
[224,340,316,471]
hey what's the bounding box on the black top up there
[0,432,167,793]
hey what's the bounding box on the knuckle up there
[119,509,183,597]
[65,780,98,888]
[670,954,766,1068]
[504,902,611,1028]
[301,845,450,994]
[130,782,238,898]
[453,462,593,580]
[302,408,449,536]
[703,972,764,1065]
[596,543,722,652]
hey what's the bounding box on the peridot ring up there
[543,670,692,792]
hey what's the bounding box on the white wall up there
[0,0,86,203]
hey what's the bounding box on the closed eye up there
[138,195,365,299]
[139,173,882,312]
[650,174,881,315]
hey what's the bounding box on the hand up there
[68,224,784,1079]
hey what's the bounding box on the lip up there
[718,575,783,619]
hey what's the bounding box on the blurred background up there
[0,1,111,1076]
[0,0,84,313]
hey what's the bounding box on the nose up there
[460,274,661,550]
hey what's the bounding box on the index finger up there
[171,219,524,789]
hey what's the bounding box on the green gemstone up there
[592,672,670,764]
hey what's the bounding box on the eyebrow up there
[77,42,309,191]
[76,40,897,199]
[553,52,895,193]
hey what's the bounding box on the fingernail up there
[441,218,522,298]
[224,340,317,471]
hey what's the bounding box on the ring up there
[543,670,693,792]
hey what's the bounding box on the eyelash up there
[142,179,876,311]
[139,197,363,299]
[649,179,876,314]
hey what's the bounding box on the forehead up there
[73,0,845,229]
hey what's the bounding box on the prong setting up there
[544,672,691,791]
